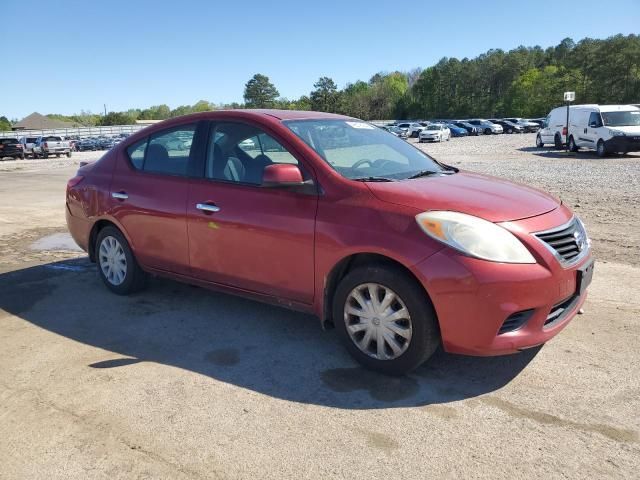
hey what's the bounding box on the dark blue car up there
[446,123,468,137]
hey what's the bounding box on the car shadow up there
[0,258,541,410]
[518,146,640,159]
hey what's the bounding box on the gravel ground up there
[0,135,639,479]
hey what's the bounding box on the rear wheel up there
[333,265,440,375]
[507,128,513,134]
[66,151,72,158]
[96,226,147,295]
[568,136,579,152]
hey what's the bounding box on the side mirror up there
[262,163,305,188]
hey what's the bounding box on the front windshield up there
[284,119,444,180]
[426,125,441,130]
[601,111,640,127]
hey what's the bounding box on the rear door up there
[187,120,317,303]
[110,123,201,275]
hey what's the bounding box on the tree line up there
[2,34,638,130]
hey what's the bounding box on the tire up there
[95,226,147,295]
[484,128,492,135]
[536,135,544,148]
[333,264,440,375]
[56,153,60,158]
[66,151,72,158]
[507,128,513,134]
[554,133,563,149]
[43,152,49,159]
[568,136,579,152]
[596,140,607,158]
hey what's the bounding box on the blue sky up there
[2,0,639,120]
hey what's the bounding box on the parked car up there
[445,123,468,137]
[0,138,25,159]
[66,110,593,375]
[453,121,482,136]
[468,119,503,135]
[78,138,98,151]
[527,118,546,128]
[395,122,425,138]
[383,126,408,138]
[18,136,38,157]
[33,136,72,158]
[504,117,540,133]
[565,104,640,157]
[418,124,450,142]
[490,119,524,134]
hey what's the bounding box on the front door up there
[187,121,317,304]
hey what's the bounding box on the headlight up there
[609,129,624,136]
[415,211,536,263]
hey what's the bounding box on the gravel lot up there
[0,134,638,479]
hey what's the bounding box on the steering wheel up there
[352,158,374,169]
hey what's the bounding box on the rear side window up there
[126,139,146,170]
[125,124,196,176]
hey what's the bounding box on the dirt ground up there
[0,136,638,479]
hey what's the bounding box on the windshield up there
[1,139,18,144]
[284,119,444,180]
[426,125,441,130]
[601,111,640,127]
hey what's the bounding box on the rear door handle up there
[112,191,128,200]
[196,203,220,213]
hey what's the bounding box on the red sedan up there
[66,110,594,375]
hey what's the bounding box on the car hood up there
[367,171,559,222]
[610,125,640,135]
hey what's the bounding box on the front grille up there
[535,218,587,263]
[544,295,579,328]
[498,309,534,335]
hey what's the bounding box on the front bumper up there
[604,135,640,153]
[412,207,593,356]
[419,136,440,142]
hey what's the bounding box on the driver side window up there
[206,122,298,185]
[589,112,603,128]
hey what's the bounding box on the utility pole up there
[104,104,107,116]
[563,91,575,152]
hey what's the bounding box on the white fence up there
[0,124,149,139]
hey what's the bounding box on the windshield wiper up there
[352,176,397,182]
[408,168,457,179]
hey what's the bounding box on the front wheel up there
[66,151,72,158]
[333,265,440,375]
[554,134,563,149]
[536,135,544,148]
[484,128,492,135]
[596,140,607,158]
[96,226,147,295]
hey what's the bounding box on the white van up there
[569,105,640,156]
[536,104,597,149]
[537,104,640,157]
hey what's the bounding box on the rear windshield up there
[43,136,62,141]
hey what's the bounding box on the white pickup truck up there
[33,136,72,158]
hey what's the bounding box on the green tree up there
[244,74,280,108]
[0,116,11,131]
[97,111,136,126]
[310,77,341,112]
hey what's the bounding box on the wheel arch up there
[87,217,132,262]
[321,252,434,329]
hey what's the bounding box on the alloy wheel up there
[99,236,127,286]
[344,283,412,360]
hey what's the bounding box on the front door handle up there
[196,203,220,213]
[112,191,128,200]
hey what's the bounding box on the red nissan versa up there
[66,110,594,375]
